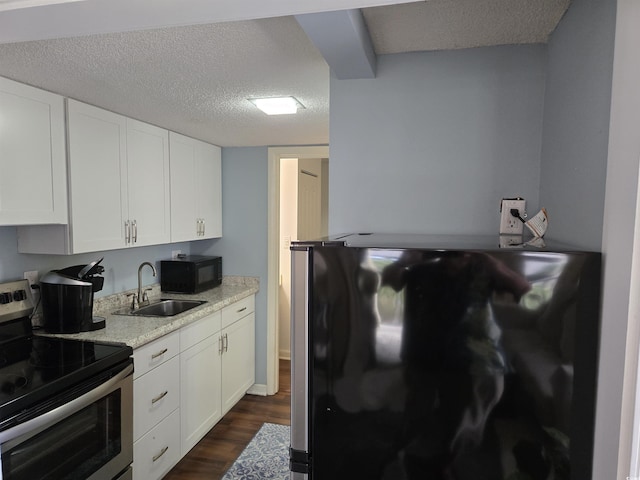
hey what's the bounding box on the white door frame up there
[266,145,329,395]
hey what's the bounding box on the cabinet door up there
[0,77,67,225]
[196,141,222,239]
[169,132,198,242]
[126,118,170,247]
[67,100,128,253]
[180,334,222,456]
[221,312,255,415]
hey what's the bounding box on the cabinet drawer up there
[221,295,255,329]
[133,331,179,379]
[134,355,180,441]
[180,311,221,352]
[133,408,181,480]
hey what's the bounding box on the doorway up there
[278,157,328,359]
[266,146,329,395]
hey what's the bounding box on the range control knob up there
[0,292,12,304]
[13,290,26,301]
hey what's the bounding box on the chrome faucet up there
[137,261,157,308]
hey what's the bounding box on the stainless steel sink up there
[113,299,206,317]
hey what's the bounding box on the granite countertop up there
[38,276,259,349]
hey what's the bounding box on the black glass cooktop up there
[0,331,132,425]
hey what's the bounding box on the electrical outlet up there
[499,198,526,235]
[23,270,39,289]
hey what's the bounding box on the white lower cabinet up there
[179,311,222,456]
[221,297,256,414]
[131,295,256,479]
[132,331,181,480]
[179,295,256,457]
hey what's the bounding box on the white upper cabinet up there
[67,99,129,252]
[125,117,171,247]
[196,140,222,239]
[169,132,222,242]
[17,100,170,254]
[0,77,67,225]
[68,100,170,252]
[8,75,220,254]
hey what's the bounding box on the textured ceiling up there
[0,17,330,147]
[363,0,571,53]
[0,1,571,147]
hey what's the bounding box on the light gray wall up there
[593,0,640,477]
[538,0,615,250]
[539,0,619,477]
[193,146,269,385]
[0,226,192,295]
[329,44,546,235]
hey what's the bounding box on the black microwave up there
[160,255,222,293]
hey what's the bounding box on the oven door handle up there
[0,363,133,445]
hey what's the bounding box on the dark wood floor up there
[164,359,291,480]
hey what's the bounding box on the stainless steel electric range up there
[0,279,133,480]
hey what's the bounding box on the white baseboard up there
[247,384,268,396]
[279,350,291,361]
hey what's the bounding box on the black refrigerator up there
[289,233,601,480]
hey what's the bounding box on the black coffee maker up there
[40,258,106,333]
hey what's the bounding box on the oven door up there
[0,361,133,480]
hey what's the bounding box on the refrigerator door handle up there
[290,247,311,476]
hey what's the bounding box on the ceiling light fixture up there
[249,96,305,115]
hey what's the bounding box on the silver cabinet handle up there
[151,390,168,404]
[152,446,169,462]
[151,348,168,359]
[132,219,138,243]
[0,363,133,444]
[202,219,205,236]
[224,333,228,353]
[237,307,247,313]
[218,335,223,355]
[125,220,131,244]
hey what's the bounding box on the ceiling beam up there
[0,0,419,44]
[295,9,376,79]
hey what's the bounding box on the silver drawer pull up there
[237,307,247,313]
[151,348,168,359]
[152,446,169,462]
[151,391,168,404]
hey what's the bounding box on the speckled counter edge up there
[38,276,259,350]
